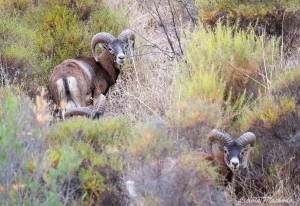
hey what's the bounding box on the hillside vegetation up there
[0,0,299,205]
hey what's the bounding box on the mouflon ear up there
[237,132,256,168]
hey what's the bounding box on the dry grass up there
[105,0,183,120]
[1,0,299,205]
[102,1,300,205]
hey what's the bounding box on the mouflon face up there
[223,142,245,171]
[104,39,129,65]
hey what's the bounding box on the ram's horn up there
[236,132,256,147]
[62,94,106,119]
[207,129,233,151]
[118,29,135,47]
[91,33,115,61]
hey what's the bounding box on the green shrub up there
[237,66,300,132]
[129,121,173,162]
[0,12,37,67]
[196,0,300,19]
[236,95,296,132]
[39,0,102,20]
[231,67,300,198]
[0,87,44,205]
[88,8,129,35]
[31,6,88,84]
[0,0,35,12]
[44,117,131,204]
[186,22,279,99]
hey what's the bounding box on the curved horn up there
[62,95,106,119]
[118,29,135,46]
[237,132,256,168]
[91,32,115,61]
[236,132,256,147]
[207,129,233,151]
[63,107,96,119]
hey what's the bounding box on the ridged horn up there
[91,32,115,61]
[63,107,96,119]
[236,132,256,147]
[62,94,106,119]
[207,129,233,151]
[118,29,135,46]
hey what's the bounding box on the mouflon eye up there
[224,148,228,154]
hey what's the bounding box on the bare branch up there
[168,0,184,55]
[152,0,176,55]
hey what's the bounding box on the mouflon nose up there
[230,157,239,169]
[117,54,125,60]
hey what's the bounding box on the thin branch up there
[152,0,176,55]
[129,28,175,58]
[280,11,285,70]
[129,42,141,88]
[168,0,184,55]
[125,91,163,121]
[126,50,176,58]
[182,1,197,26]
[219,55,267,90]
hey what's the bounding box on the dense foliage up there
[0,0,299,205]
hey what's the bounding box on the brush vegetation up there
[0,0,128,90]
[0,0,299,205]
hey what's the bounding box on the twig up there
[219,55,268,90]
[152,0,176,55]
[261,35,271,93]
[168,0,184,55]
[280,12,285,70]
[124,91,163,121]
[181,0,197,26]
[176,85,182,141]
[129,41,141,88]
[129,28,175,58]
[126,50,176,58]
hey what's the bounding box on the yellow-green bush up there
[196,0,300,20]
[0,0,35,12]
[0,87,46,205]
[88,8,129,35]
[236,95,296,132]
[170,22,279,148]
[237,66,300,132]
[231,67,300,198]
[185,22,279,99]
[129,121,173,162]
[39,0,100,20]
[33,6,88,84]
[0,12,37,66]
[43,117,131,204]
[271,67,300,93]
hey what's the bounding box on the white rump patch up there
[56,79,65,108]
[66,77,78,109]
[56,79,64,94]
